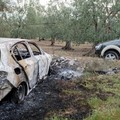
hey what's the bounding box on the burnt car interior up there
[11,42,42,61]
[12,43,31,61]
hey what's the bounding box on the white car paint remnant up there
[0,38,52,103]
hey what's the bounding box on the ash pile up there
[49,57,84,80]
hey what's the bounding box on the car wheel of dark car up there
[11,84,26,104]
[104,51,119,60]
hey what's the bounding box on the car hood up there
[102,39,120,46]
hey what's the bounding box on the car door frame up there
[27,42,48,80]
[10,41,39,89]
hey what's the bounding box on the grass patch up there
[85,108,120,120]
[84,73,120,120]
[45,73,120,120]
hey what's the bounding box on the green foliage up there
[0,0,120,44]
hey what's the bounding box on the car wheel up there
[11,84,26,104]
[104,51,119,60]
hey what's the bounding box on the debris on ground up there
[82,58,120,75]
[50,57,120,78]
[94,67,120,75]
[49,57,84,80]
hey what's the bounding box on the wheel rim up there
[18,85,24,100]
[15,85,25,102]
[105,53,117,60]
[11,84,26,103]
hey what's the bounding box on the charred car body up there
[0,38,52,103]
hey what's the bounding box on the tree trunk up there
[39,37,45,41]
[39,36,41,41]
[51,38,55,46]
[62,41,74,50]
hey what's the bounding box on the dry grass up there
[33,40,93,58]
[34,40,120,120]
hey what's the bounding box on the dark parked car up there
[95,39,120,60]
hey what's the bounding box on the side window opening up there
[28,42,42,56]
[12,43,31,61]
[13,46,22,61]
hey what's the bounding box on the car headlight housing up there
[95,44,102,50]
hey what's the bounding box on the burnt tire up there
[104,51,119,60]
[11,84,26,104]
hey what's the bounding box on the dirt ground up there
[35,40,93,58]
[0,40,120,120]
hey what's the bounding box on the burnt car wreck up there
[0,38,52,103]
